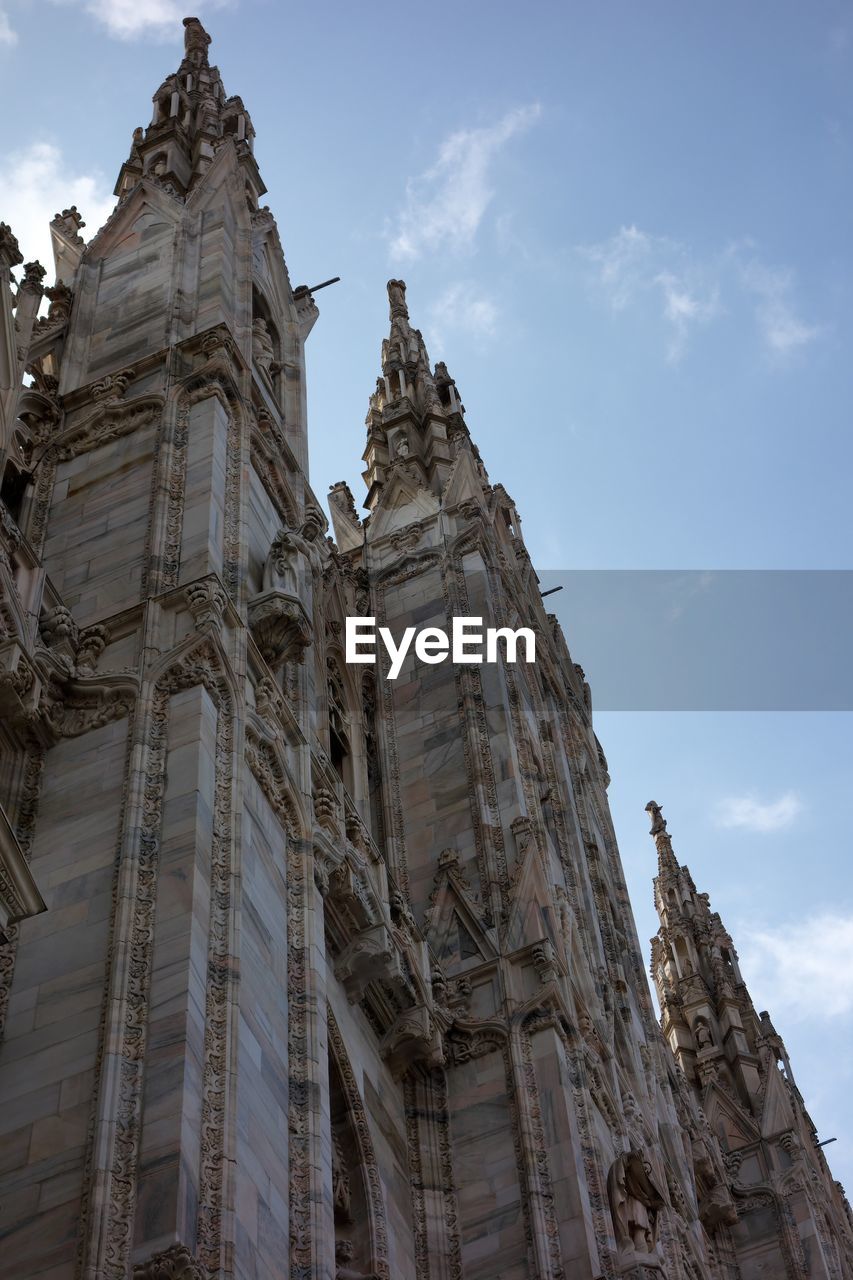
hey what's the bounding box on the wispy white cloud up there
[578,225,719,362]
[739,258,822,356]
[0,141,114,275]
[579,223,652,310]
[714,790,803,833]
[738,911,853,1021]
[578,225,819,364]
[46,0,228,41]
[388,104,541,263]
[654,268,720,362]
[426,282,499,352]
[0,7,16,44]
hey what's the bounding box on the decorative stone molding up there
[247,589,311,665]
[132,1243,207,1280]
[35,672,137,743]
[40,603,79,656]
[328,1010,391,1280]
[253,673,285,725]
[381,1003,444,1077]
[313,783,340,835]
[531,938,558,986]
[334,922,394,1004]
[0,640,41,725]
[50,392,163,461]
[445,1019,508,1066]
[185,575,228,630]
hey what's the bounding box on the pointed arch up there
[244,718,307,841]
[327,1009,391,1280]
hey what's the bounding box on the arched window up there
[327,1014,389,1278]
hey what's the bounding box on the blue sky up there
[1,0,851,1188]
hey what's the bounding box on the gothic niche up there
[329,1048,381,1280]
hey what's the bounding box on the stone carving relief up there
[132,1243,206,1280]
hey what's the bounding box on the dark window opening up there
[1,462,29,525]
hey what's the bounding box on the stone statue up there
[263,508,325,598]
[252,316,275,377]
[695,1019,713,1051]
[334,1239,379,1280]
[646,800,667,836]
[608,1149,667,1258]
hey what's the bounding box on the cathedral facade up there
[0,18,851,1280]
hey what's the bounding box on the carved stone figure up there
[607,1149,667,1259]
[335,1239,379,1280]
[646,800,667,835]
[694,1018,713,1051]
[252,315,275,376]
[262,509,325,598]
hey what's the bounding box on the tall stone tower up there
[649,803,853,1279]
[0,17,851,1280]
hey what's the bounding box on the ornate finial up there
[183,16,211,56]
[645,800,667,836]
[387,278,409,321]
[0,223,23,271]
[51,207,86,244]
[21,261,47,293]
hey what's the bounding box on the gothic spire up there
[114,15,266,207]
[360,279,476,510]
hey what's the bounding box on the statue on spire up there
[645,800,667,835]
[183,16,212,61]
[387,278,409,321]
